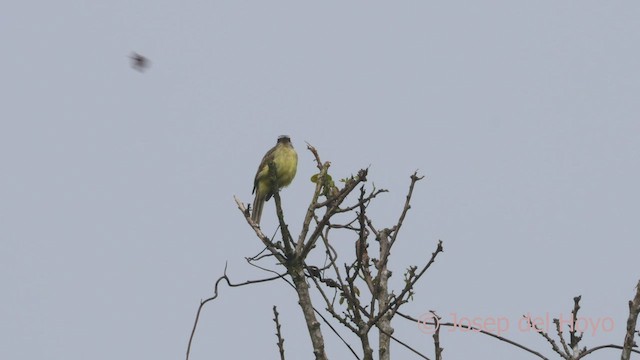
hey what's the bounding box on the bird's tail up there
[252,194,265,225]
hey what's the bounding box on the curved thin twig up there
[186,265,284,360]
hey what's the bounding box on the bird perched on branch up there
[252,135,298,224]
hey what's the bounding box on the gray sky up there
[1,1,639,359]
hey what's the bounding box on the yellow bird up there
[252,135,298,224]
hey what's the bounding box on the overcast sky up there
[1,1,639,359]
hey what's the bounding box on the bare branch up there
[251,258,361,359]
[369,240,444,329]
[524,314,569,359]
[274,190,295,256]
[234,196,287,265]
[309,274,359,333]
[330,188,388,214]
[554,318,571,355]
[306,143,324,170]
[311,299,362,360]
[296,161,330,254]
[389,172,424,247]
[289,265,329,360]
[273,306,286,360]
[432,311,443,360]
[569,296,584,353]
[575,344,640,359]
[379,325,431,360]
[301,169,368,259]
[376,229,393,360]
[186,266,283,360]
[621,280,640,360]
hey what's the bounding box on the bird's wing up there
[252,144,278,194]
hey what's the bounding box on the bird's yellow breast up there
[275,146,298,187]
[255,144,298,199]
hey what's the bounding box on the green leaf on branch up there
[310,173,337,197]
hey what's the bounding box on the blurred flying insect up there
[130,52,150,72]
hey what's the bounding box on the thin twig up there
[380,325,431,360]
[398,312,549,359]
[389,172,423,247]
[432,311,443,360]
[524,315,569,359]
[234,196,287,265]
[301,169,368,259]
[576,344,640,359]
[186,265,283,360]
[621,280,640,360]
[305,143,324,170]
[368,240,444,330]
[296,161,330,254]
[249,259,361,359]
[273,306,286,360]
[522,315,571,360]
[569,296,584,353]
[554,318,571,355]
